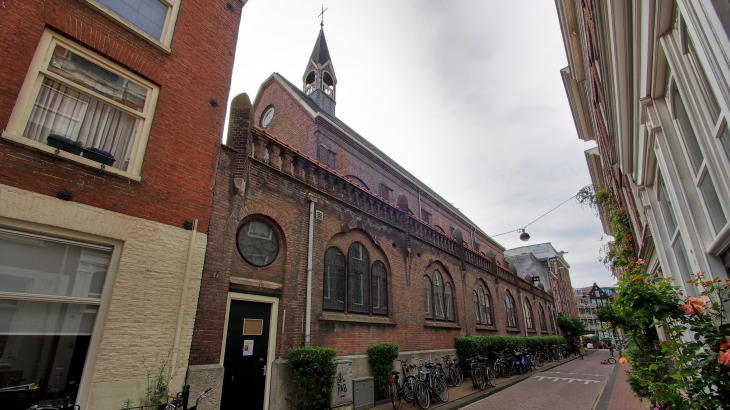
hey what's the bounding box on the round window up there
[236,220,279,267]
[261,106,275,128]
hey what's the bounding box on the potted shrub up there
[46,134,84,155]
[82,147,116,166]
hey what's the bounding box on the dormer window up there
[323,72,334,97]
[305,71,316,95]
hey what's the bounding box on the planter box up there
[82,149,115,166]
[46,135,83,155]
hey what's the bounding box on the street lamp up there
[519,228,530,241]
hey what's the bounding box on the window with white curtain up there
[0,228,112,405]
[4,30,159,176]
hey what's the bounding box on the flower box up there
[82,147,116,166]
[46,134,84,155]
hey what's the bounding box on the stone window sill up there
[318,312,396,326]
[1,132,142,182]
[506,327,522,332]
[424,321,461,329]
[475,325,497,331]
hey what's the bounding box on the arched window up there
[323,72,334,97]
[433,270,445,320]
[323,248,345,311]
[504,292,517,328]
[444,283,454,322]
[539,303,547,331]
[523,298,534,329]
[423,276,433,319]
[473,291,481,324]
[478,286,492,325]
[372,261,387,315]
[348,243,370,313]
[305,71,316,95]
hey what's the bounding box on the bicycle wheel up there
[402,375,416,403]
[471,367,480,389]
[415,380,430,410]
[436,376,449,403]
[453,365,463,387]
[475,367,486,390]
[390,380,401,410]
[485,366,496,387]
[607,357,616,364]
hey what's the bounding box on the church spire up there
[303,28,337,116]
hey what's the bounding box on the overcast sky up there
[226,0,614,289]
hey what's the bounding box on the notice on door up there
[243,340,254,356]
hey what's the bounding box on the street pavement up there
[462,349,646,410]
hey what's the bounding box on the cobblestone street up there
[462,349,646,410]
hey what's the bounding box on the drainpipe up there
[418,189,422,219]
[170,219,198,381]
[305,196,317,347]
[518,289,528,337]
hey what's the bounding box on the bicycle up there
[437,354,463,387]
[601,357,617,365]
[413,360,431,410]
[413,358,448,408]
[389,359,417,410]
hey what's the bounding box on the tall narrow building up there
[0,1,247,408]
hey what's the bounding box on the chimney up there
[226,93,252,194]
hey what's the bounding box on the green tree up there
[595,302,625,338]
[557,311,587,345]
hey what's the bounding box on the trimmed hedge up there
[367,343,399,396]
[287,347,338,410]
[455,335,566,369]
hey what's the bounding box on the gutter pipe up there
[170,219,198,381]
[305,196,317,347]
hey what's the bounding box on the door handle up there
[262,364,267,376]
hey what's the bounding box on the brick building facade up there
[0,1,246,408]
[188,28,556,410]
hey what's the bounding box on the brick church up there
[186,28,558,410]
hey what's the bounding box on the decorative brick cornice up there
[248,127,553,299]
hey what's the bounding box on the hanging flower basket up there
[46,134,84,155]
[82,147,116,166]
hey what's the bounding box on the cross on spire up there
[319,5,327,27]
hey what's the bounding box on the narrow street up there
[373,349,648,410]
[462,349,645,410]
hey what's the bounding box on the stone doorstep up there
[368,350,597,410]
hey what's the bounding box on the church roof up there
[268,72,505,250]
[309,28,331,64]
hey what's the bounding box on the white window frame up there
[667,77,729,235]
[655,168,698,297]
[0,217,123,408]
[82,0,181,52]
[2,29,159,181]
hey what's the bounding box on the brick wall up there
[0,0,245,233]
[190,116,555,364]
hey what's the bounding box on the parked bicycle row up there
[389,345,573,410]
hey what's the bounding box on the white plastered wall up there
[0,183,207,409]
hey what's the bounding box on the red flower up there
[718,351,730,366]
[720,338,730,351]
[681,304,694,315]
[619,357,628,365]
